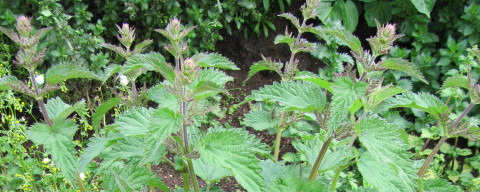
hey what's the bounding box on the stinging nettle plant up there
[242,0,480,191]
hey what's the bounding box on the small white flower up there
[35,74,44,85]
[42,157,51,164]
[79,172,85,180]
[119,75,129,86]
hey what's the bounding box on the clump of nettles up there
[0,16,57,99]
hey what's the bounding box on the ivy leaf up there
[44,97,86,123]
[357,117,417,192]
[364,0,392,27]
[409,0,436,18]
[0,76,20,90]
[244,59,283,83]
[328,77,367,134]
[381,58,428,84]
[92,98,120,132]
[192,53,239,70]
[383,92,448,118]
[141,108,182,165]
[103,166,168,192]
[114,107,154,137]
[322,28,362,54]
[128,52,174,82]
[27,120,79,182]
[46,63,100,84]
[197,128,267,192]
[147,84,179,111]
[246,81,326,113]
[243,110,279,131]
[441,75,469,91]
[193,158,231,183]
[421,178,462,192]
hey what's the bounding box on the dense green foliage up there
[1,0,480,191]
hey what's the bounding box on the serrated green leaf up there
[244,60,283,83]
[0,76,20,90]
[114,107,153,136]
[109,136,145,162]
[97,64,122,82]
[197,128,267,192]
[328,77,367,134]
[274,35,296,45]
[193,158,231,182]
[77,135,117,172]
[141,108,181,165]
[247,81,326,113]
[357,117,417,192]
[193,53,239,70]
[192,81,226,100]
[44,97,86,123]
[267,173,328,192]
[339,0,359,32]
[92,98,120,132]
[441,75,469,91]
[103,166,168,192]
[46,63,100,84]
[381,58,428,84]
[128,52,174,82]
[410,0,436,18]
[322,28,362,54]
[383,92,448,118]
[243,110,279,131]
[294,71,332,92]
[147,84,179,111]
[191,68,233,100]
[365,86,406,111]
[421,178,462,192]
[27,120,79,182]
[278,13,300,30]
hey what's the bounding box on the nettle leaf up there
[383,92,448,118]
[103,166,168,192]
[46,63,100,84]
[294,135,354,172]
[246,81,326,113]
[191,68,233,100]
[197,128,267,192]
[44,97,86,123]
[357,117,417,192]
[328,77,367,134]
[278,13,300,30]
[268,175,328,192]
[365,85,406,111]
[192,53,239,70]
[27,120,79,182]
[409,0,436,18]
[141,107,181,165]
[441,75,469,91]
[274,35,296,46]
[381,58,428,84]
[77,135,120,173]
[421,178,462,192]
[92,98,120,131]
[294,71,332,92]
[244,59,283,83]
[147,84,179,111]
[128,52,174,82]
[322,28,362,54]
[97,64,121,82]
[193,158,231,183]
[114,107,154,137]
[243,110,279,131]
[0,75,20,90]
[337,0,359,32]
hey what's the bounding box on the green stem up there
[273,129,284,163]
[186,159,200,192]
[418,102,475,177]
[182,173,190,192]
[29,71,53,127]
[162,156,176,168]
[308,136,333,180]
[206,182,211,192]
[330,168,342,191]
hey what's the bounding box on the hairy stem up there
[273,129,284,162]
[418,102,475,177]
[30,71,53,127]
[451,137,459,171]
[308,136,333,180]
[182,172,190,192]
